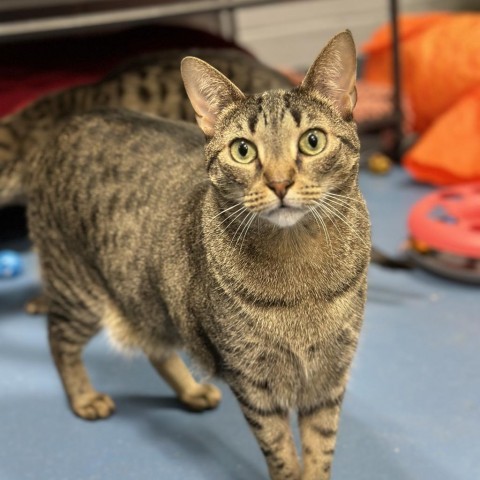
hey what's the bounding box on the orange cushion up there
[362,13,480,133]
[403,86,480,185]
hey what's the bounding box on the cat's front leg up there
[297,391,344,480]
[232,389,301,480]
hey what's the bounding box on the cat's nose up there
[266,179,294,200]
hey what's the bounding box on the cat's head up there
[181,31,359,228]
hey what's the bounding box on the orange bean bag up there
[362,13,480,185]
[362,13,480,133]
[403,85,480,185]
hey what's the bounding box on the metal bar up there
[0,0,286,41]
[389,0,403,162]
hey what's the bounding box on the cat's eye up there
[298,129,327,156]
[230,139,257,164]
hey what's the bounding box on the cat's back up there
[51,107,203,166]
[28,108,205,252]
[33,107,204,199]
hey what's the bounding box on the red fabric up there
[0,25,243,118]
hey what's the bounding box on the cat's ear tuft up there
[181,57,245,136]
[301,30,357,119]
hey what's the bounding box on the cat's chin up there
[262,207,306,228]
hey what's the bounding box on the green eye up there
[298,129,327,155]
[230,139,257,164]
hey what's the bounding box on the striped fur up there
[9,32,369,479]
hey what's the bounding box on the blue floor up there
[1,166,479,480]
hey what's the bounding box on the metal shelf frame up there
[0,0,290,41]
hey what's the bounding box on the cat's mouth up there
[262,204,306,228]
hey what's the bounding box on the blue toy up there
[0,250,23,278]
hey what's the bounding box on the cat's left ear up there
[301,30,357,119]
[181,57,245,136]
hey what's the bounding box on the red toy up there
[407,183,480,283]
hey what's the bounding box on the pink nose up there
[266,179,294,200]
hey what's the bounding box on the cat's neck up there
[196,185,369,305]
[203,188,335,270]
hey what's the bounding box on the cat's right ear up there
[181,57,245,136]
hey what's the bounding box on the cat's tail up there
[0,116,26,207]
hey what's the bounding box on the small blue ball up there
[0,250,23,278]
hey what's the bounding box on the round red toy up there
[407,182,480,283]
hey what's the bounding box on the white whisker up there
[314,201,343,236]
[324,192,365,206]
[238,212,257,253]
[315,199,370,249]
[210,202,243,221]
[324,195,370,223]
[221,206,247,230]
[231,210,251,247]
[308,206,333,255]
[322,195,354,209]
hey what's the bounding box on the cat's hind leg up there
[48,309,115,421]
[102,300,221,412]
[149,352,221,411]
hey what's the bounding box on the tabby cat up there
[2,31,371,479]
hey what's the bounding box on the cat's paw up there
[25,295,49,315]
[180,383,222,412]
[71,392,116,420]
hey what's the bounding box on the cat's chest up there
[218,298,348,370]
[219,317,349,401]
